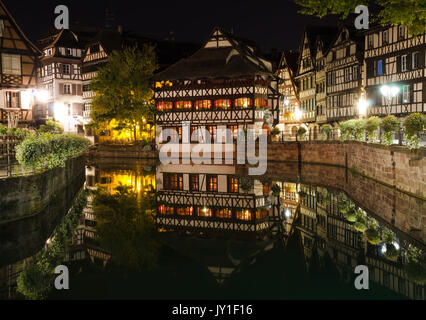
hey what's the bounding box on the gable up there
[0,1,40,55]
[204,30,232,48]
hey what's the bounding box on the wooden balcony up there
[0,108,33,123]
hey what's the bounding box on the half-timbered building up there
[295,26,338,139]
[364,25,425,117]
[325,25,364,124]
[152,28,280,151]
[0,0,40,126]
[37,29,86,133]
[275,51,300,139]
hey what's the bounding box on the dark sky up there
[5,0,339,52]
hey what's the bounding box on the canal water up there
[0,159,425,300]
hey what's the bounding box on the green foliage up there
[403,113,425,150]
[15,134,90,171]
[38,119,64,134]
[16,189,89,300]
[272,184,281,196]
[404,246,426,285]
[240,177,254,193]
[381,115,399,146]
[295,0,426,35]
[90,44,158,141]
[354,119,366,141]
[271,127,281,136]
[0,125,34,139]
[297,126,307,140]
[321,124,332,140]
[366,228,381,245]
[339,120,356,140]
[93,184,159,270]
[365,116,381,142]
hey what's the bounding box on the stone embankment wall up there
[268,141,426,199]
[0,155,85,222]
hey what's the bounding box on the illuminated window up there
[177,207,193,216]
[236,210,252,221]
[216,208,233,219]
[206,125,217,142]
[197,207,213,217]
[227,125,238,142]
[194,100,211,110]
[157,101,173,111]
[235,98,252,108]
[158,205,174,215]
[190,174,199,191]
[164,173,183,191]
[254,98,267,108]
[215,99,231,109]
[256,209,268,220]
[228,177,239,193]
[175,101,192,110]
[207,175,218,192]
[5,91,20,108]
[191,126,200,142]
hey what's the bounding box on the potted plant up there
[354,119,366,141]
[381,115,399,146]
[404,246,426,285]
[365,116,381,143]
[365,218,381,245]
[354,209,367,232]
[271,127,281,137]
[382,228,399,262]
[296,127,307,141]
[403,113,425,150]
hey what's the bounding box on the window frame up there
[206,174,218,193]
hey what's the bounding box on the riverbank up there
[0,155,86,223]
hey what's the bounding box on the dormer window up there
[65,48,72,56]
[62,64,70,74]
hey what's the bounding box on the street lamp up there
[294,106,303,122]
[380,85,400,116]
[357,98,368,118]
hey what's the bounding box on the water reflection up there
[1,160,425,300]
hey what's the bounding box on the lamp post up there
[357,98,368,119]
[380,85,400,116]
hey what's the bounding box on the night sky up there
[5,0,339,53]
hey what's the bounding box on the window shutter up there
[72,84,77,95]
[70,64,74,75]
[77,84,82,96]
[59,84,64,95]
[396,56,401,73]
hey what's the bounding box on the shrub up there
[297,127,307,140]
[38,119,64,134]
[381,115,399,146]
[15,134,91,171]
[354,119,366,141]
[271,127,281,136]
[404,113,425,150]
[339,120,356,140]
[365,116,381,142]
[321,124,332,140]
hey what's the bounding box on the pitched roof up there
[304,25,339,58]
[152,27,276,81]
[278,50,299,74]
[0,0,41,55]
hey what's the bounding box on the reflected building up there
[155,163,273,237]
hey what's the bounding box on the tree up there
[90,44,158,142]
[93,184,159,270]
[295,0,426,35]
